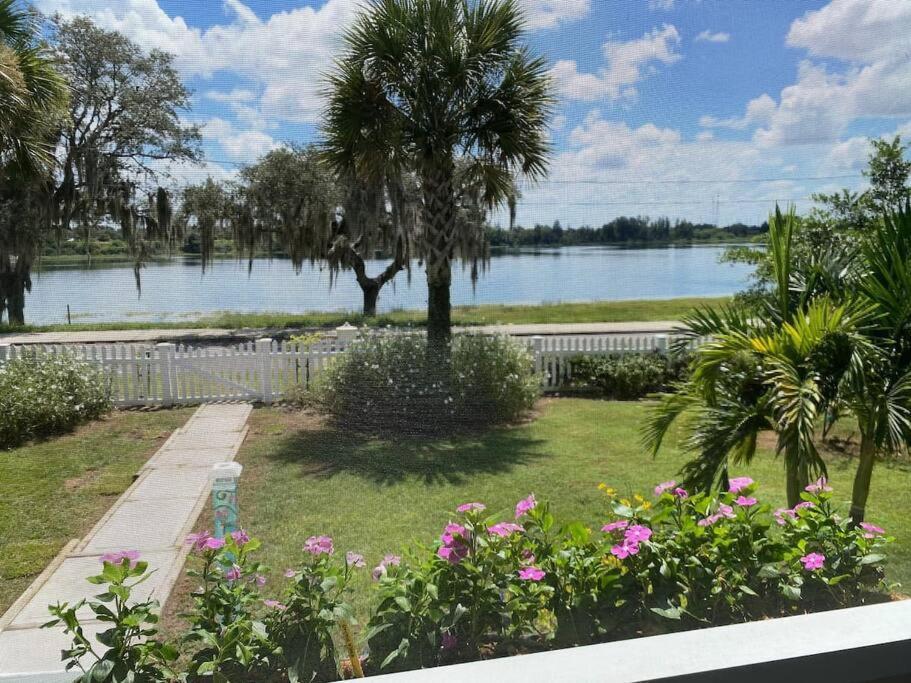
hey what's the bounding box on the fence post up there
[335,323,358,347]
[0,344,8,363]
[157,343,175,407]
[531,336,545,384]
[258,338,273,404]
[655,334,669,355]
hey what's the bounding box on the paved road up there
[0,321,684,345]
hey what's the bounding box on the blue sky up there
[35,0,911,226]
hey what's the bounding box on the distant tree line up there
[487,217,767,248]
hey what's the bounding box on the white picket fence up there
[0,327,704,406]
[0,333,358,407]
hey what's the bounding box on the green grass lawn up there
[0,297,727,334]
[0,408,194,615]
[198,399,909,620]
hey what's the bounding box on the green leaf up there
[860,554,885,565]
[394,596,412,612]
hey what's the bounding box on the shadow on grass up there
[262,423,548,486]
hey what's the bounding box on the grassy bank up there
[0,408,194,615]
[165,399,909,624]
[0,297,727,334]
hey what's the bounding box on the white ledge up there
[367,599,911,683]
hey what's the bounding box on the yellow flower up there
[598,482,608,491]
[641,501,652,510]
[634,494,645,503]
[620,498,631,507]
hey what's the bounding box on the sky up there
[32,0,911,227]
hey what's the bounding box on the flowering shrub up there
[366,479,894,671]
[0,352,111,449]
[49,479,893,679]
[310,333,539,433]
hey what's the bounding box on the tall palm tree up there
[0,0,66,173]
[321,0,553,353]
[845,203,911,523]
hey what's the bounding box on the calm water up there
[25,245,754,325]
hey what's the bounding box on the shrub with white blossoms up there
[0,352,111,449]
[309,332,539,434]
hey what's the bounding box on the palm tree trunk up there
[785,456,802,509]
[850,430,877,524]
[421,162,456,355]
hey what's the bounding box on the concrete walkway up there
[0,403,251,680]
[0,321,683,346]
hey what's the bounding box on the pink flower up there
[520,550,536,565]
[346,551,366,568]
[304,535,334,555]
[441,632,458,650]
[673,487,689,499]
[225,565,242,581]
[654,480,677,496]
[727,477,754,494]
[800,552,826,571]
[774,508,797,525]
[518,566,546,581]
[735,496,758,507]
[698,514,720,527]
[437,544,469,565]
[441,523,466,546]
[515,494,537,519]
[624,525,652,543]
[805,477,833,494]
[860,522,885,539]
[794,501,815,511]
[610,540,640,559]
[488,522,523,537]
[230,529,250,546]
[186,531,212,550]
[371,554,402,581]
[601,520,629,533]
[456,502,486,513]
[203,537,226,551]
[100,550,140,568]
[264,599,287,610]
[718,504,736,519]
[255,574,266,587]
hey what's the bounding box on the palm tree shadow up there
[264,420,548,486]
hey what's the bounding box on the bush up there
[309,333,539,434]
[568,351,690,400]
[51,478,893,680]
[0,352,111,449]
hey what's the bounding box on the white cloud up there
[700,93,776,130]
[551,25,682,102]
[204,88,257,104]
[787,0,911,63]
[695,30,730,43]
[203,117,279,160]
[36,0,364,125]
[697,0,911,148]
[519,0,590,30]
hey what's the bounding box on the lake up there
[24,245,755,325]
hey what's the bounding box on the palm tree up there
[845,203,911,523]
[0,1,66,173]
[644,208,864,507]
[321,0,553,353]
